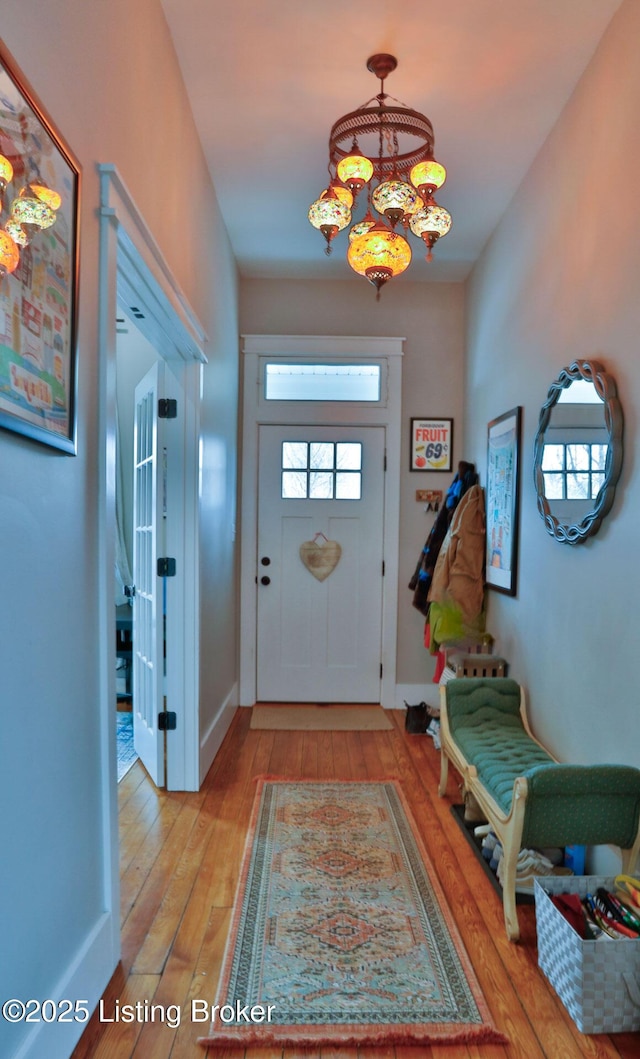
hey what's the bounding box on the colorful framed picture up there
[410,418,453,472]
[485,407,522,596]
[0,41,81,453]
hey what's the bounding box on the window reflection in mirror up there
[541,378,608,522]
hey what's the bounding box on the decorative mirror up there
[533,360,623,544]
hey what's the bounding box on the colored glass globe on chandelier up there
[11,185,56,243]
[0,229,20,278]
[321,181,354,209]
[28,179,62,212]
[409,203,452,261]
[347,220,412,298]
[4,218,28,247]
[307,54,452,294]
[349,208,376,243]
[409,159,446,198]
[372,179,421,227]
[308,186,352,254]
[0,155,14,208]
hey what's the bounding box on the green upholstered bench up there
[438,677,640,941]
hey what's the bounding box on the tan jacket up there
[428,484,485,621]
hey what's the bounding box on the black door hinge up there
[158,711,177,731]
[158,398,178,419]
[382,560,385,576]
[380,663,384,678]
[157,557,176,577]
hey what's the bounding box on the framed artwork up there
[410,418,453,472]
[0,41,80,453]
[485,406,522,595]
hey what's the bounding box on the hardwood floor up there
[73,708,640,1059]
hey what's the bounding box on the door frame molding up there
[239,334,404,708]
[97,163,206,964]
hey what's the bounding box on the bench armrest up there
[521,763,640,850]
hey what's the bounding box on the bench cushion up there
[453,718,553,814]
[445,677,553,813]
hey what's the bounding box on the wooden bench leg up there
[438,749,449,797]
[499,842,521,942]
[621,835,640,877]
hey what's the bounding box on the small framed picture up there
[485,406,522,596]
[410,418,453,472]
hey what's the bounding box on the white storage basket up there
[534,876,640,1034]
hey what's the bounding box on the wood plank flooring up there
[72,708,640,1059]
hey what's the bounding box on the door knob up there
[261,575,271,586]
[261,556,271,566]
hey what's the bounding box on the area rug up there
[198,779,506,1048]
[250,704,393,731]
[116,711,138,782]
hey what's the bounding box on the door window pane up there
[567,444,590,471]
[542,444,564,471]
[282,441,308,468]
[309,472,334,498]
[591,473,605,497]
[310,442,334,469]
[544,473,564,499]
[567,472,590,499]
[337,442,362,470]
[282,471,308,498]
[336,472,362,499]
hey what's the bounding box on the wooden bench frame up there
[438,682,640,942]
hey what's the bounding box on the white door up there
[132,362,166,785]
[257,425,386,702]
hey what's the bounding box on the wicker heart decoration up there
[299,539,342,581]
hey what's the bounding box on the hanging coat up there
[408,462,478,616]
[428,484,486,622]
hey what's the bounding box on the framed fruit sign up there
[410,418,453,472]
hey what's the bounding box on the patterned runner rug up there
[116,711,138,782]
[199,779,506,1048]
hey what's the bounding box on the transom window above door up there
[264,363,381,402]
[281,441,362,499]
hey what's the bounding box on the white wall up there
[0,2,239,1055]
[465,0,640,792]
[239,276,466,691]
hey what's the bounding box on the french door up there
[132,362,166,785]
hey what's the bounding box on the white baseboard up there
[12,913,117,1059]
[199,683,238,785]
[394,683,441,711]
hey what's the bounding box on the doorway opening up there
[239,334,404,709]
[97,163,208,973]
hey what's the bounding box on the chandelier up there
[308,54,452,298]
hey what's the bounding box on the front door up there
[256,424,385,702]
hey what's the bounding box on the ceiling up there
[160,0,622,284]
